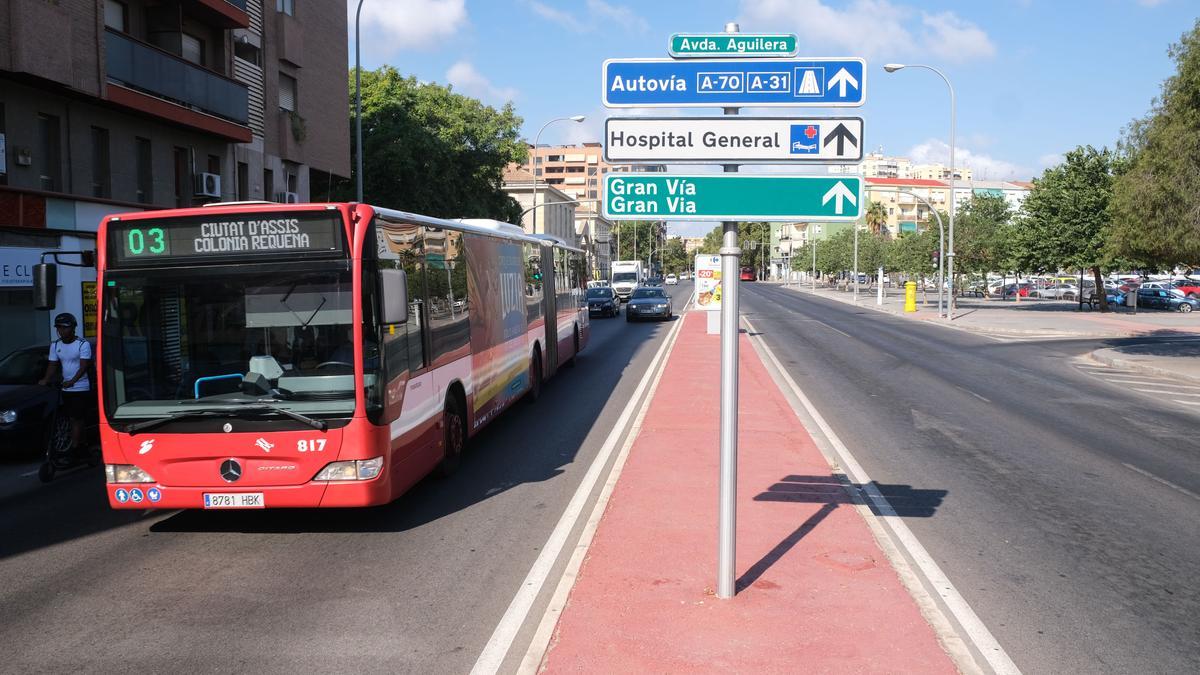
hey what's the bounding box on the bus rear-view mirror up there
[381,268,409,325]
[33,263,56,310]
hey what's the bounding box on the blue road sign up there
[602,58,866,108]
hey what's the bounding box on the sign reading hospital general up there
[602,58,866,108]
[603,175,863,221]
[108,211,345,266]
[669,33,797,58]
[605,116,863,163]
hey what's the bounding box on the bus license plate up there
[203,493,265,509]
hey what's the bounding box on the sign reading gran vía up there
[604,116,863,163]
[602,175,863,222]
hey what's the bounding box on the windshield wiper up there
[125,402,327,435]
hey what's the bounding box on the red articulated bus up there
[92,203,588,509]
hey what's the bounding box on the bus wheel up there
[436,395,465,478]
[527,349,543,403]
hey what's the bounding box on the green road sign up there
[668,33,798,58]
[603,174,863,221]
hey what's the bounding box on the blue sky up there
[351,0,1197,234]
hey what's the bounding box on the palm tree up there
[865,200,888,237]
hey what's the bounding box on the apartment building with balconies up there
[0,0,348,356]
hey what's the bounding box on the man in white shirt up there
[38,313,94,454]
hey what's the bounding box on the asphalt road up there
[0,282,692,674]
[741,283,1200,675]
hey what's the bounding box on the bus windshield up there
[102,263,364,421]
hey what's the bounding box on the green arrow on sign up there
[602,175,863,221]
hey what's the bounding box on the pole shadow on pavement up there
[736,474,947,593]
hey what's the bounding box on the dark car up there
[0,345,69,454]
[1137,287,1200,312]
[625,287,673,322]
[587,286,620,318]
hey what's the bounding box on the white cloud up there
[527,1,587,31]
[353,0,467,54]
[1037,153,1064,170]
[738,0,995,63]
[446,61,518,104]
[586,0,649,34]
[908,138,1032,180]
[523,0,647,34]
[921,12,996,61]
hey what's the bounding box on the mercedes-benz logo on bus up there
[219,459,242,483]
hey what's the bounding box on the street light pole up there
[812,235,817,292]
[354,0,366,203]
[884,63,956,319]
[873,188,945,318]
[530,115,585,237]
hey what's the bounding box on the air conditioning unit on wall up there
[195,172,221,198]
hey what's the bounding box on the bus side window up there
[376,219,428,381]
[525,243,543,323]
[426,228,469,362]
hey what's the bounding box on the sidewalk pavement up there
[780,282,1200,384]
[782,282,1200,340]
[540,312,957,673]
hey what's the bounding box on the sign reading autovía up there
[669,33,797,58]
[605,117,863,163]
[603,175,863,221]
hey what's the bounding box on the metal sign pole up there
[716,21,741,601]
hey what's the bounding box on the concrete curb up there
[1086,348,1200,385]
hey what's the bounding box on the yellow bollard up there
[905,281,918,312]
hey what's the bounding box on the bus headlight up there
[314,457,384,481]
[0,409,16,424]
[106,464,155,483]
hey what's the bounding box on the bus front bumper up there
[106,478,392,509]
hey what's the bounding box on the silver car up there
[625,287,673,322]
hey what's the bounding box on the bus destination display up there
[111,212,344,265]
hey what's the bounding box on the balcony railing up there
[105,29,248,125]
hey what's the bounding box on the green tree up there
[865,200,889,237]
[612,221,662,264]
[661,237,689,275]
[952,193,1013,300]
[345,66,526,221]
[696,222,773,277]
[1017,146,1118,311]
[1110,20,1200,268]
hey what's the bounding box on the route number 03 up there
[297,439,327,453]
[127,227,166,255]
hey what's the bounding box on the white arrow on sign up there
[822,181,858,215]
[828,68,860,97]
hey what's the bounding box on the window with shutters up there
[181,33,204,66]
[277,0,295,16]
[279,73,297,112]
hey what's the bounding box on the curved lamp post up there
[884,63,956,319]
[530,116,585,238]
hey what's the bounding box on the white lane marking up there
[1102,377,1200,389]
[471,300,690,675]
[1129,388,1200,397]
[743,315,1020,675]
[19,470,40,478]
[1171,399,1200,406]
[955,385,992,403]
[1122,463,1200,502]
[516,303,687,675]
